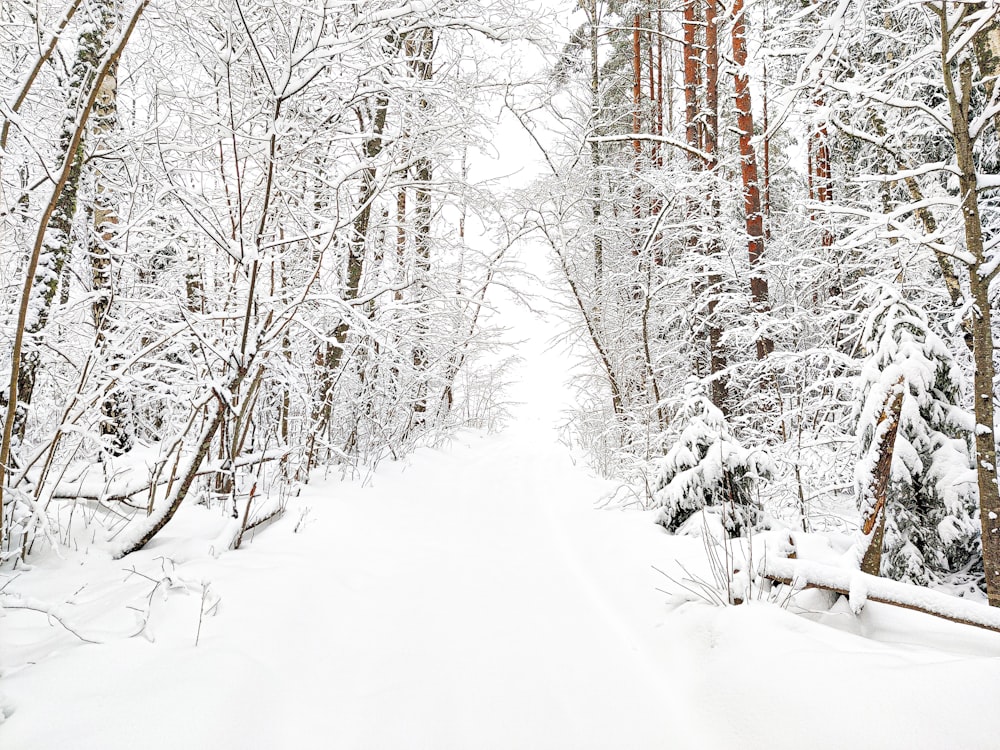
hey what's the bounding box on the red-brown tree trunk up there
[682,1,700,162]
[731,0,772,359]
[656,4,664,151]
[703,0,719,173]
[860,381,905,576]
[632,14,642,160]
[762,65,771,240]
[632,13,643,232]
[647,16,656,162]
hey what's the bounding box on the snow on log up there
[762,557,1000,634]
[231,505,285,550]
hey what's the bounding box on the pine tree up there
[652,382,773,536]
[854,285,979,587]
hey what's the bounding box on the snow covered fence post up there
[858,377,904,576]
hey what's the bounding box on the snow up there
[4,253,1000,749]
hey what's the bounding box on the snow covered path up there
[184,281,702,749]
[1,273,699,749]
[220,423,691,749]
[5,267,1000,749]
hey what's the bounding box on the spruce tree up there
[652,382,773,537]
[854,286,979,587]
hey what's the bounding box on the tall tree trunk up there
[89,1,133,456]
[12,11,109,442]
[681,0,700,163]
[703,0,727,410]
[648,8,658,166]
[396,186,406,301]
[632,13,642,160]
[656,3,664,157]
[971,3,1000,138]
[761,2,771,239]
[309,89,390,454]
[683,0,727,409]
[587,0,604,297]
[939,17,1000,604]
[731,0,772,359]
[411,26,434,422]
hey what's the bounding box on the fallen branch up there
[231,506,285,550]
[762,557,1000,634]
[0,593,102,643]
[42,448,290,504]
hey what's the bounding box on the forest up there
[528,0,1000,603]
[2,1,1000,748]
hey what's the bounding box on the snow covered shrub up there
[652,384,773,537]
[853,286,979,586]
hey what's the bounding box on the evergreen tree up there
[854,285,979,587]
[652,382,773,537]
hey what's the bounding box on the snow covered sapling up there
[853,286,979,586]
[652,384,773,537]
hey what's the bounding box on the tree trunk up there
[411,27,434,422]
[396,186,406,301]
[89,2,134,456]
[971,3,1000,138]
[860,380,904,576]
[587,0,604,297]
[731,0,772,359]
[632,13,642,160]
[703,0,727,410]
[681,0,700,163]
[939,15,1000,604]
[310,89,390,449]
[808,98,833,250]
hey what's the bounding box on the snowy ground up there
[4,254,1000,749]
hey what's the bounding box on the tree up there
[854,286,979,585]
[0,0,150,551]
[934,2,1000,606]
[87,0,135,457]
[652,382,773,537]
[806,0,1000,604]
[731,0,772,359]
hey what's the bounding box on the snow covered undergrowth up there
[4,282,1000,749]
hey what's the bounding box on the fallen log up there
[761,557,1000,634]
[48,448,290,502]
[231,506,285,550]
